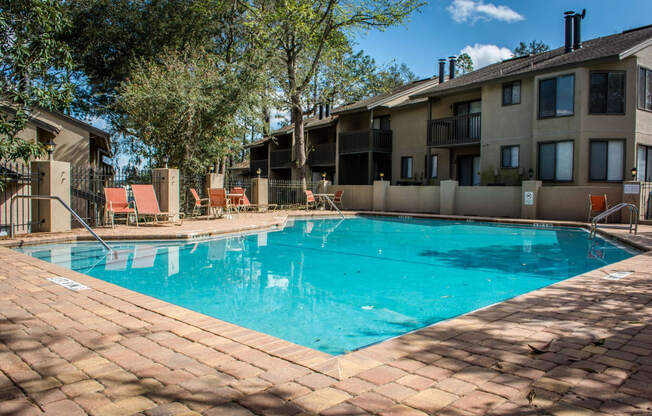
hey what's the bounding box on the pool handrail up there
[10,194,112,251]
[589,202,638,238]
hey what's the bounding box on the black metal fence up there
[0,161,38,236]
[180,172,207,213]
[225,177,252,201]
[268,179,314,208]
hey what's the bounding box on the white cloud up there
[460,44,513,69]
[447,0,524,24]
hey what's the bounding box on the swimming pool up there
[15,216,636,354]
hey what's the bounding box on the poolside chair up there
[333,190,344,210]
[132,184,184,225]
[229,187,246,212]
[189,188,209,217]
[232,190,278,212]
[304,190,317,210]
[588,194,610,223]
[209,188,233,218]
[104,187,136,228]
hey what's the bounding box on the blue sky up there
[354,0,652,79]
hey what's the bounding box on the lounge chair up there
[209,188,233,218]
[132,184,184,225]
[230,188,277,212]
[588,194,609,223]
[229,187,246,212]
[189,188,209,217]
[304,190,317,210]
[333,190,344,210]
[104,187,136,228]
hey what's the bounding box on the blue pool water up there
[15,216,636,354]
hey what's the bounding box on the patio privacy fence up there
[0,161,38,235]
[642,182,652,220]
[268,179,315,208]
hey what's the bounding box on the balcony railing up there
[250,159,268,177]
[338,129,392,154]
[270,149,292,169]
[308,142,336,166]
[427,113,481,147]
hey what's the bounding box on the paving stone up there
[320,402,369,416]
[348,391,396,413]
[451,391,506,415]
[437,377,477,395]
[42,399,86,416]
[296,372,336,390]
[292,388,351,413]
[378,404,428,416]
[396,374,436,390]
[357,365,407,385]
[334,378,376,395]
[403,388,458,413]
[61,379,104,397]
[374,382,416,401]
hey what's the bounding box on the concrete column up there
[206,173,224,191]
[622,181,642,220]
[153,168,180,220]
[31,160,71,233]
[373,180,389,212]
[252,178,268,211]
[439,180,458,215]
[317,180,330,194]
[521,180,542,220]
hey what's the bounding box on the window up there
[639,67,652,111]
[502,81,521,105]
[401,156,413,179]
[538,141,574,181]
[429,155,438,178]
[372,116,390,130]
[539,74,575,118]
[590,72,625,114]
[501,145,519,168]
[638,145,652,181]
[589,140,624,181]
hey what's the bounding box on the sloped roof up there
[411,24,652,99]
[228,160,249,170]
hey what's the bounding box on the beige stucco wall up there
[391,103,429,184]
[636,45,652,150]
[455,186,521,218]
[386,185,440,213]
[328,185,373,210]
[538,185,623,221]
[32,111,92,166]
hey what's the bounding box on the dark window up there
[639,67,652,111]
[590,72,625,114]
[372,116,391,130]
[538,141,574,181]
[429,155,438,178]
[501,145,519,168]
[638,144,652,181]
[502,81,521,105]
[589,140,624,181]
[401,156,413,178]
[539,74,574,118]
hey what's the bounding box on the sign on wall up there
[524,191,534,206]
[623,183,640,195]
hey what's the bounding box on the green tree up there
[0,0,75,162]
[455,53,473,76]
[243,0,423,188]
[513,40,549,57]
[114,49,262,173]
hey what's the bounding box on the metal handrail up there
[590,202,638,238]
[10,195,112,251]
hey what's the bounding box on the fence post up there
[622,181,642,222]
[153,168,180,220]
[373,180,389,212]
[318,179,330,194]
[252,178,268,211]
[439,180,458,215]
[31,160,71,233]
[521,180,542,220]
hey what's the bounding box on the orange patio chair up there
[209,188,233,218]
[104,187,136,228]
[189,188,209,217]
[304,190,317,210]
[132,184,184,225]
[235,192,278,212]
[333,190,344,210]
[588,194,609,223]
[229,187,246,211]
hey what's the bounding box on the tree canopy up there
[0,0,75,161]
[513,40,549,57]
[456,53,474,76]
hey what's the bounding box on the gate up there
[0,161,38,236]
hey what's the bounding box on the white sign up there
[524,191,534,206]
[47,277,89,291]
[623,183,640,195]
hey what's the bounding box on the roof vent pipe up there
[564,11,574,53]
[573,9,586,50]
[438,59,446,83]
[448,56,456,80]
[318,104,323,120]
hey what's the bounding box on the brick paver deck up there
[1,213,651,415]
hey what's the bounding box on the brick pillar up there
[31,160,71,233]
[439,180,458,215]
[252,178,268,211]
[153,168,180,220]
[317,180,330,194]
[521,180,542,220]
[373,180,389,212]
[206,173,224,191]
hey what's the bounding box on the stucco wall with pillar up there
[31,160,71,233]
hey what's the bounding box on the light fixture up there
[256,168,261,178]
[379,172,384,181]
[322,172,326,179]
[631,167,637,179]
[209,165,215,173]
[45,138,56,160]
[528,168,534,180]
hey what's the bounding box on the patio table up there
[226,193,244,212]
[314,193,335,210]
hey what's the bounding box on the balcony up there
[427,113,481,147]
[308,142,336,166]
[270,149,292,169]
[338,129,392,155]
[250,159,268,176]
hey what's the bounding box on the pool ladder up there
[10,195,112,251]
[589,202,638,239]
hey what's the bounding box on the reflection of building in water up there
[132,245,158,269]
[51,245,72,270]
[208,239,226,261]
[168,246,179,276]
[257,232,267,247]
[105,249,129,271]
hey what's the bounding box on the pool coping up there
[2,212,650,378]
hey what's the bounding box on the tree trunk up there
[220,155,227,175]
[292,92,307,190]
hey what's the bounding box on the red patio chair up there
[209,188,233,218]
[189,188,209,217]
[132,184,183,225]
[588,194,609,223]
[305,190,317,210]
[104,187,136,228]
[333,190,344,210]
